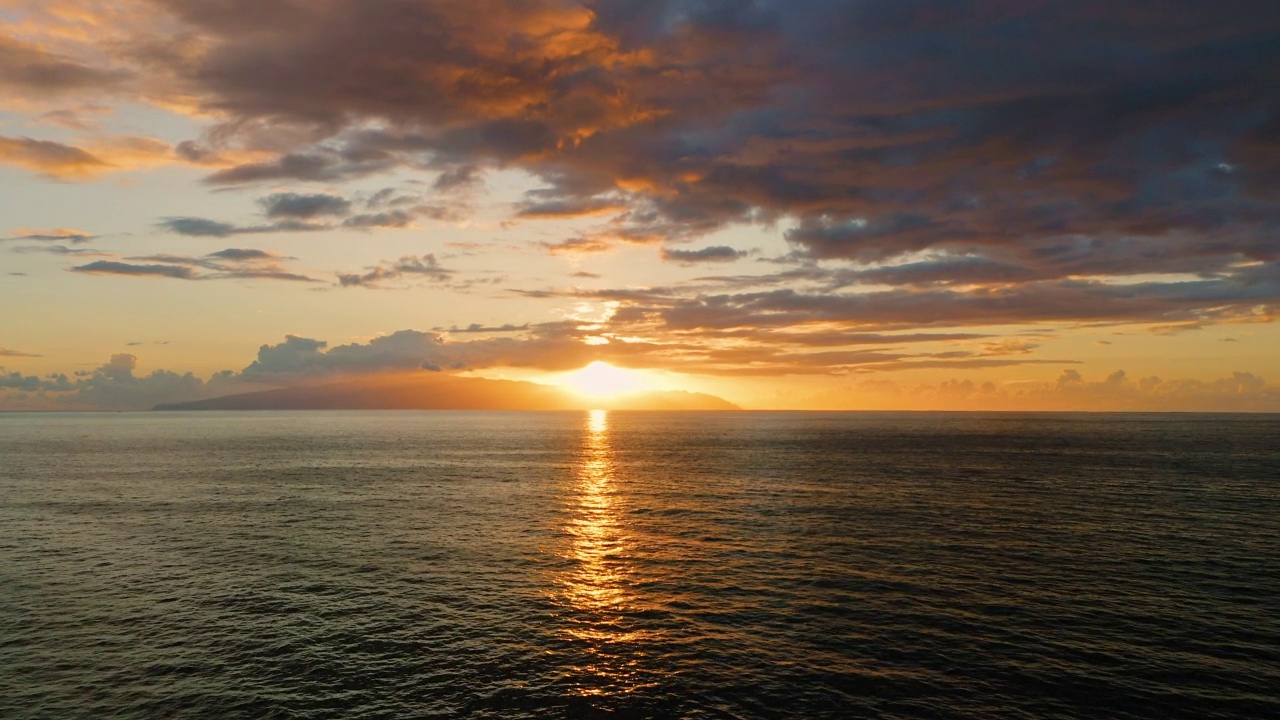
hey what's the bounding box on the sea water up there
[2,411,1277,718]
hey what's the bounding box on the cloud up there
[10,244,110,257]
[1,228,96,244]
[649,275,1280,331]
[433,165,481,191]
[5,329,1278,411]
[811,370,1280,412]
[203,152,395,185]
[0,354,248,411]
[444,323,529,334]
[0,135,109,178]
[158,198,450,237]
[205,248,290,261]
[0,348,41,358]
[337,254,453,288]
[69,248,319,283]
[35,105,113,131]
[157,217,239,237]
[259,192,352,219]
[342,210,416,229]
[660,245,749,264]
[540,237,613,255]
[157,216,328,237]
[0,36,131,98]
[0,134,207,179]
[240,331,444,381]
[517,197,627,219]
[2,0,1278,351]
[80,0,1270,302]
[70,260,196,279]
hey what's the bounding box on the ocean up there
[1,411,1277,719]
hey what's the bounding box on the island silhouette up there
[154,373,738,411]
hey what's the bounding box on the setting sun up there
[558,362,647,399]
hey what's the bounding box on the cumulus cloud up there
[239,331,444,381]
[0,354,250,411]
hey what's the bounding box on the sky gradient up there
[2,0,1279,410]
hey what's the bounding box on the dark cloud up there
[70,249,319,283]
[71,260,196,279]
[160,201,449,236]
[342,210,416,229]
[11,245,110,257]
[157,216,326,237]
[1,231,96,244]
[337,254,454,288]
[125,0,1278,315]
[158,217,239,237]
[517,197,627,219]
[654,276,1279,332]
[434,165,481,191]
[259,192,352,219]
[660,245,749,264]
[206,248,290,261]
[0,36,131,97]
[203,151,398,185]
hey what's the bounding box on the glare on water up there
[556,410,656,694]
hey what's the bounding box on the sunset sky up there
[2,0,1278,411]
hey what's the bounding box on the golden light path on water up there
[557,409,658,696]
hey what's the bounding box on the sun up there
[559,361,647,399]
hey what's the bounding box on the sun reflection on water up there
[555,409,655,695]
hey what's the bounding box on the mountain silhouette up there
[153,373,738,411]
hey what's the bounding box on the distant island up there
[153,373,738,411]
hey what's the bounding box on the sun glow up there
[558,361,648,399]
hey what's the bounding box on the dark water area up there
[1,411,1277,719]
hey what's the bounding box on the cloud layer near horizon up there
[3,337,1277,411]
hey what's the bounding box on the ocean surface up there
[1,411,1277,719]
